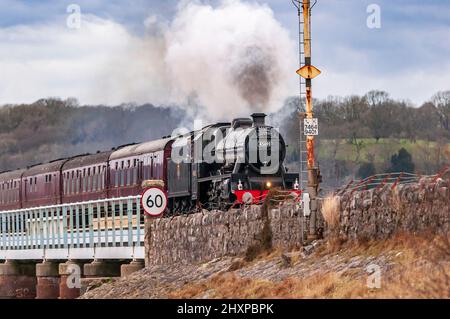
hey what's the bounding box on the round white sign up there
[141,187,168,217]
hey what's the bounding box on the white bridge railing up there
[0,196,144,260]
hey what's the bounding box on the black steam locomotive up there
[0,113,300,213]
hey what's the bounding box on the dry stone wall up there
[335,178,450,241]
[145,204,304,266]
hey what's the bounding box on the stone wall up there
[145,204,304,266]
[334,178,450,241]
[144,178,450,267]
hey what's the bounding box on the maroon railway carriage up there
[0,169,25,211]
[21,159,67,208]
[0,137,173,211]
[61,152,111,204]
[108,137,172,198]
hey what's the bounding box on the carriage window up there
[97,174,101,191]
[83,170,86,192]
[87,169,91,192]
[93,171,97,191]
[70,176,72,195]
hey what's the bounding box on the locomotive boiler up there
[168,113,299,212]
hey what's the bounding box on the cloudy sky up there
[0,0,449,113]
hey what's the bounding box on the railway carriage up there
[21,159,66,208]
[61,152,111,203]
[108,137,172,198]
[0,169,25,211]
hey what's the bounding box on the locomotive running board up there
[197,174,232,183]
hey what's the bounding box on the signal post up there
[295,0,321,240]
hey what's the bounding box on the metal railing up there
[0,196,144,260]
[335,172,433,195]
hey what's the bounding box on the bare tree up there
[432,91,450,132]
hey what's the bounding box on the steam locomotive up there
[0,113,300,213]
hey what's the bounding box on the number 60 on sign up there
[141,187,168,217]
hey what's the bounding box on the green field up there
[286,138,449,186]
[317,138,450,167]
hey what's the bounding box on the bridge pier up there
[81,260,121,295]
[84,260,121,278]
[0,260,36,299]
[120,259,144,278]
[36,261,60,299]
[59,260,83,299]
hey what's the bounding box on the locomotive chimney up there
[251,113,266,127]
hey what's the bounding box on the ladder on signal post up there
[294,0,309,191]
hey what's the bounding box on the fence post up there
[63,206,68,249]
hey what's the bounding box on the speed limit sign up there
[141,187,168,217]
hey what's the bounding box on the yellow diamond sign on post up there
[296,65,321,79]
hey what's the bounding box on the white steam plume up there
[163,0,298,120]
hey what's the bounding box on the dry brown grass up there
[169,232,450,299]
[321,195,340,230]
[320,195,344,252]
[168,272,370,299]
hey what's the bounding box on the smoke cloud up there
[0,0,298,121]
[163,0,297,120]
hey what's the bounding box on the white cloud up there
[0,15,166,106]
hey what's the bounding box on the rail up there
[0,196,144,260]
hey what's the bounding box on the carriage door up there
[23,178,27,203]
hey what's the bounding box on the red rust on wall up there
[36,277,60,299]
[0,275,36,299]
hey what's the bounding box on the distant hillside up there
[275,90,450,190]
[0,98,185,172]
[1,90,449,190]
